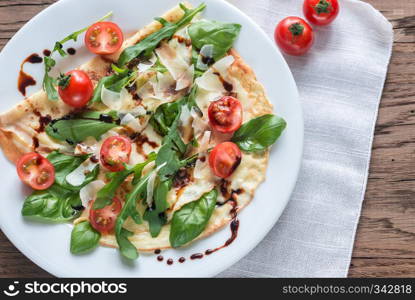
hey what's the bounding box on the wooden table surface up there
[0,0,414,278]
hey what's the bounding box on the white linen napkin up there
[219,0,393,277]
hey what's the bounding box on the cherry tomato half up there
[208,142,242,179]
[208,96,243,133]
[58,70,94,108]
[16,152,55,190]
[274,17,314,56]
[303,0,339,26]
[89,197,122,234]
[85,22,124,55]
[100,136,132,172]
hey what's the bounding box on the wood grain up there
[0,0,414,278]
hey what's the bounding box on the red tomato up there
[16,152,55,190]
[208,142,242,179]
[100,136,132,172]
[58,70,93,108]
[85,22,124,55]
[208,96,243,133]
[303,0,339,26]
[89,197,122,234]
[274,17,314,56]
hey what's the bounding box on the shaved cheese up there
[196,44,214,71]
[101,87,132,111]
[66,158,98,187]
[180,105,192,127]
[176,65,194,91]
[137,77,156,100]
[212,55,235,75]
[120,113,144,132]
[101,86,122,110]
[195,55,235,92]
[199,130,212,153]
[79,180,105,208]
[156,42,189,80]
[194,131,211,179]
[191,109,209,139]
[146,162,167,207]
[138,52,157,73]
[129,106,147,117]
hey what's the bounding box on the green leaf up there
[154,179,171,213]
[231,114,287,152]
[188,20,241,61]
[42,12,113,101]
[90,66,136,104]
[169,189,218,248]
[70,221,101,254]
[117,3,206,67]
[143,210,166,238]
[46,115,119,144]
[115,172,153,259]
[47,151,98,190]
[21,190,81,222]
[93,154,156,210]
[117,228,138,260]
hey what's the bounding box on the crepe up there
[0,2,274,252]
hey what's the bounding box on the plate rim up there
[0,0,303,278]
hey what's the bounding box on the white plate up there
[0,0,303,277]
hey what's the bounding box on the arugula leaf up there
[21,190,81,222]
[231,114,287,152]
[47,151,99,190]
[169,189,218,248]
[42,56,59,101]
[117,3,206,67]
[115,172,153,259]
[90,65,136,104]
[188,20,241,61]
[42,12,113,101]
[117,228,138,260]
[143,210,167,238]
[143,178,171,237]
[154,179,171,213]
[70,221,101,254]
[46,114,119,144]
[93,153,156,210]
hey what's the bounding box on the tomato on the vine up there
[274,16,314,56]
[58,70,94,108]
[303,0,339,26]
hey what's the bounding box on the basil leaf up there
[143,210,166,238]
[70,221,101,254]
[93,154,156,210]
[47,151,98,190]
[117,3,206,67]
[46,117,118,144]
[232,114,287,152]
[21,190,81,222]
[169,189,218,248]
[188,20,241,61]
